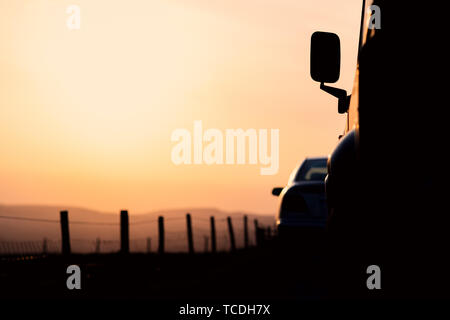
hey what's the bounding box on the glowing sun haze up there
[0,0,362,214]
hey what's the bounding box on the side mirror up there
[310,31,350,114]
[272,187,283,197]
[310,31,341,83]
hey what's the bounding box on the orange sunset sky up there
[0,0,362,215]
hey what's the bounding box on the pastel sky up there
[0,0,362,214]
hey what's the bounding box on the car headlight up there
[281,194,308,215]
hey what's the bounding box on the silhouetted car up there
[272,157,328,238]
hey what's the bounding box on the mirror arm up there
[320,82,350,114]
[320,82,346,99]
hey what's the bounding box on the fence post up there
[27,241,33,254]
[210,216,217,253]
[244,215,249,249]
[254,219,259,247]
[227,216,236,252]
[42,238,48,255]
[96,238,101,254]
[25,242,31,255]
[147,237,151,253]
[21,242,26,255]
[158,216,165,254]
[186,213,194,254]
[60,210,71,255]
[31,241,38,254]
[120,210,129,254]
[204,236,209,253]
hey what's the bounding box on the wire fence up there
[0,212,274,256]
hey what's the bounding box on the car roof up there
[304,156,328,161]
[293,157,328,174]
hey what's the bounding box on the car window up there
[295,159,327,182]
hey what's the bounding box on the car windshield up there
[294,159,327,182]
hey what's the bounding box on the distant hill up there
[0,205,275,253]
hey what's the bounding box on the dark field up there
[0,240,326,300]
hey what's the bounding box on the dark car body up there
[272,157,328,239]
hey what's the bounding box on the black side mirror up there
[310,31,341,83]
[310,31,350,114]
[272,187,283,197]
